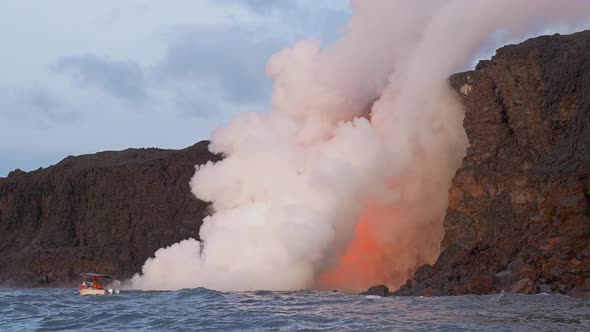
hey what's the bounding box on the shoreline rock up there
[0,141,220,286]
[394,30,590,297]
[361,285,389,297]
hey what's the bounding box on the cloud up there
[51,54,147,102]
[46,28,276,120]
[44,3,349,120]
[0,1,352,176]
[156,26,279,110]
[170,81,222,119]
[95,2,150,25]
[217,0,291,12]
[217,0,350,41]
[0,86,79,127]
[154,3,349,118]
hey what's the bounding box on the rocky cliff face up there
[0,141,219,286]
[395,31,590,297]
[4,32,590,295]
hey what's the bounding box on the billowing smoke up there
[130,0,590,292]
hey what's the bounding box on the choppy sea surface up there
[1,288,589,331]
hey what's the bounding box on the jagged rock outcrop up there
[0,141,220,286]
[395,31,590,297]
[360,285,389,297]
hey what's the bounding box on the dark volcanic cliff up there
[3,32,590,294]
[0,141,219,286]
[395,31,590,297]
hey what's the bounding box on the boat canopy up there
[80,273,114,279]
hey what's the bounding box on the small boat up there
[79,273,120,295]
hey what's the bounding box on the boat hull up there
[79,288,107,296]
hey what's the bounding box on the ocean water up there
[1,288,589,331]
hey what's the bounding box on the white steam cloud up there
[130,0,590,291]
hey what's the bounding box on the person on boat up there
[92,279,103,289]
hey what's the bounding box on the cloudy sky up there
[0,0,350,176]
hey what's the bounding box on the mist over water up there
[130,1,590,292]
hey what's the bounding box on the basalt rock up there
[361,285,389,297]
[395,30,590,297]
[0,141,220,286]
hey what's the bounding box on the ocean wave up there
[1,289,589,331]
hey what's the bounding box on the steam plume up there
[130,0,590,292]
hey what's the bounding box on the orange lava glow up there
[316,170,445,293]
[317,201,398,292]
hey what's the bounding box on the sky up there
[1,1,586,177]
[0,0,351,176]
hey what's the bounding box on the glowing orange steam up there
[316,174,443,294]
[317,201,397,292]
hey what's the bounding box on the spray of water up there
[130,0,590,292]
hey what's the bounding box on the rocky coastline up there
[393,30,590,297]
[0,141,219,286]
[2,31,590,295]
